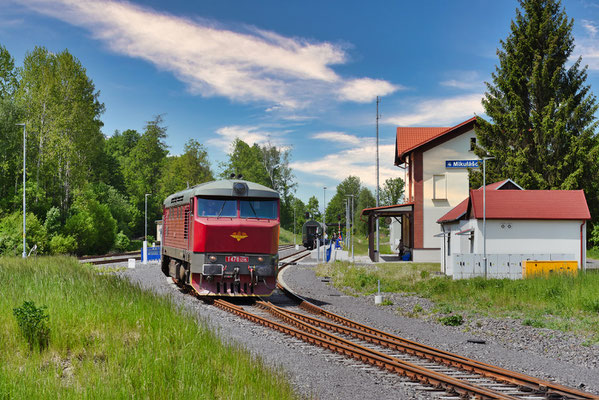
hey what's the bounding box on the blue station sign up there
[445,160,480,168]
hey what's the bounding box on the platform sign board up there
[445,160,480,168]
[142,246,161,261]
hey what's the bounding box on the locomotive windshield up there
[196,196,278,219]
[240,199,278,219]
[197,197,237,217]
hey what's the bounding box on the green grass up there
[316,261,599,340]
[349,236,392,255]
[588,246,599,260]
[279,227,300,245]
[0,257,298,399]
[316,261,440,294]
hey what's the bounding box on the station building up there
[363,117,478,262]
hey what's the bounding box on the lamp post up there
[482,156,495,279]
[144,193,150,264]
[323,186,327,240]
[16,123,26,258]
[293,203,296,246]
[346,194,355,263]
[145,193,151,241]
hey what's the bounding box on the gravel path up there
[104,255,599,399]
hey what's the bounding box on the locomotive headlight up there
[257,256,264,262]
[209,255,217,262]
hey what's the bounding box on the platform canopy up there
[361,203,414,261]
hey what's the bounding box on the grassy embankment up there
[0,257,298,399]
[316,261,599,341]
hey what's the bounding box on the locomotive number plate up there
[226,256,249,263]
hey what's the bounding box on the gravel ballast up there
[110,255,599,399]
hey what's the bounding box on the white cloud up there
[582,19,598,37]
[576,20,599,70]
[20,0,399,108]
[338,78,401,103]
[383,93,483,126]
[208,125,286,151]
[311,131,364,146]
[291,143,399,188]
[440,70,484,90]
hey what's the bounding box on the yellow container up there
[523,260,578,278]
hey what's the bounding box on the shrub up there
[49,234,77,255]
[0,212,48,255]
[114,231,130,252]
[439,314,464,326]
[65,192,117,255]
[44,207,62,237]
[13,301,50,351]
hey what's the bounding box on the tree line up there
[0,43,404,256]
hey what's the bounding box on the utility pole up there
[375,96,380,260]
[345,198,350,248]
[17,123,26,258]
[323,186,327,240]
[144,193,150,264]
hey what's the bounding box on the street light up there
[482,156,495,279]
[16,123,26,258]
[323,186,327,239]
[145,193,151,241]
[346,194,355,263]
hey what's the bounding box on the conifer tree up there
[472,0,599,218]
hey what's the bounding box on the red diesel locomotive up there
[161,179,280,296]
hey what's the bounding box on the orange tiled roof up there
[395,117,477,164]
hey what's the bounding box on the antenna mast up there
[376,96,380,260]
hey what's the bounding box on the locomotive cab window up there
[240,199,278,219]
[197,197,237,217]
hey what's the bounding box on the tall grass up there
[0,257,298,399]
[317,262,599,339]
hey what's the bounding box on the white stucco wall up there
[421,129,477,251]
[441,219,586,276]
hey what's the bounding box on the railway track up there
[80,244,308,266]
[210,283,598,399]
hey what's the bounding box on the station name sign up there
[445,160,480,168]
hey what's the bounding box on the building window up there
[447,233,451,256]
[433,174,446,200]
[470,137,476,151]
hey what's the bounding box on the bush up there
[114,231,130,252]
[44,207,62,237]
[439,314,464,326]
[13,301,50,351]
[0,212,48,255]
[49,234,77,255]
[65,191,117,255]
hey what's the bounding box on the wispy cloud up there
[383,93,483,126]
[208,125,288,151]
[582,19,598,37]
[291,143,398,188]
[20,0,399,109]
[576,19,599,70]
[440,70,484,90]
[338,78,401,102]
[311,131,365,146]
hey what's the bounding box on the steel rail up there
[262,302,594,400]
[213,299,517,400]
[276,284,598,400]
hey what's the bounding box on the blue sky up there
[2,0,599,205]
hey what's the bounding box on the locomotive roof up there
[163,179,279,207]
